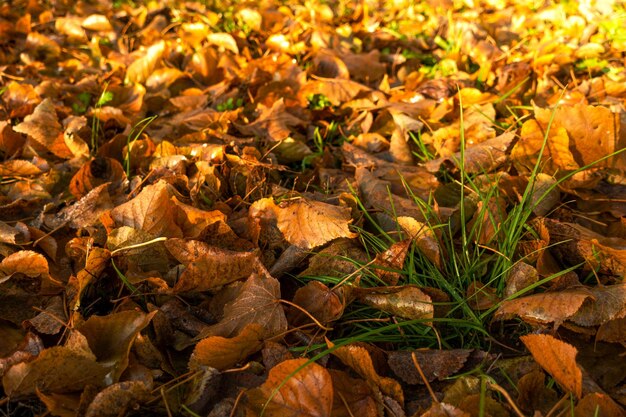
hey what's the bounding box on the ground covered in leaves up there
[1,0,626,416]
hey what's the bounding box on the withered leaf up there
[420,402,470,417]
[290,280,345,326]
[77,310,155,382]
[246,358,333,417]
[85,381,151,417]
[2,346,107,397]
[165,238,259,292]
[69,157,126,199]
[329,369,378,417]
[198,272,287,339]
[14,98,62,152]
[372,239,411,285]
[250,198,357,250]
[109,180,183,238]
[388,349,472,384]
[353,285,433,322]
[189,324,263,371]
[521,334,582,398]
[494,287,593,327]
[0,250,49,284]
[574,393,624,417]
[329,341,404,406]
[125,40,165,85]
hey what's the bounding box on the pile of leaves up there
[2,0,626,415]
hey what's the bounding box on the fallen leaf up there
[246,358,333,417]
[250,198,357,250]
[165,238,259,292]
[329,369,378,417]
[198,272,287,339]
[77,310,156,383]
[189,324,263,371]
[14,98,62,152]
[520,334,582,398]
[574,392,624,417]
[329,341,404,406]
[2,346,107,397]
[290,281,345,326]
[353,285,433,322]
[109,180,183,238]
[388,349,472,384]
[85,381,151,417]
[125,40,165,85]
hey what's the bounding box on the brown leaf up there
[189,324,263,371]
[109,180,183,238]
[388,349,472,384]
[574,393,625,417]
[235,99,306,142]
[516,370,558,414]
[299,78,371,106]
[504,262,538,298]
[198,272,287,339]
[494,287,593,327]
[466,282,500,311]
[246,358,333,417]
[14,98,62,152]
[2,81,41,118]
[329,342,404,406]
[85,381,151,417]
[290,281,345,326]
[125,40,165,85]
[250,198,357,250]
[0,250,49,284]
[420,402,470,417]
[511,119,579,174]
[171,197,227,239]
[534,103,626,170]
[2,346,107,397]
[77,310,156,382]
[353,285,433,322]
[329,369,378,417]
[0,159,43,176]
[165,238,259,292]
[521,334,582,398]
[69,157,126,199]
[372,239,411,285]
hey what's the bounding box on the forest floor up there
[1,0,626,416]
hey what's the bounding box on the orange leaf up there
[246,358,333,417]
[329,342,404,406]
[189,324,263,371]
[520,334,582,398]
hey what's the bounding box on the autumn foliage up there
[2,0,626,416]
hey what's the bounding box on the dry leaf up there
[388,349,472,384]
[165,238,259,292]
[125,40,165,85]
[109,180,183,238]
[353,286,433,322]
[521,334,582,398]
[329,369,378,417]
[77,310,156,383]
[14,98,62,152]
[250,198,357,249]
[290,281,345,326]
[329,341,404,406]
[246,358,333,417]
[2,346,107,397]
[189,324,264,371]
[85,381,151,417]
[198,272,287,340]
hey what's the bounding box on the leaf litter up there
[1,0,626,416]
